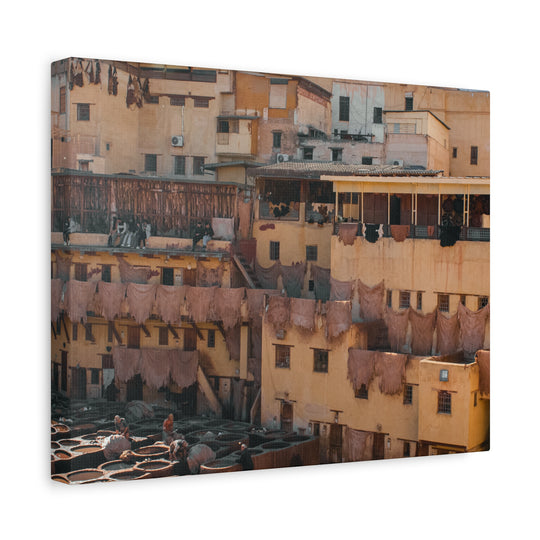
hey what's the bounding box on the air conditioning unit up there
[277,153,289,163]
[171,135,184,147]
[392,159,404,166]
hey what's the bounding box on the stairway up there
[233,253,261,289]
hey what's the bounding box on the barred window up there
[170,96,185,106]
[145,154,157,172]
[193,97,210,108]
[403,384,413,405]
[373,107,382,124]
[399,291,411,309]
[386,290,392,308]
[306,245,318,261]
[437,390,452,414]
[405,96,414,111]
[355,384,368,399]
[273,132,282,148]
[313,349,328,373]
[77,103,90,121]
[90,368,100,385]
[438,294,450,313]
[470,146,478,165]
[416,292,423,311]
[478,296,489,309]
[270,241,280,261]
[339,96,350,121]
[174,156,186,175]
[208,329,216,348]
[275,345,291,369]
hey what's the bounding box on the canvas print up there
[50,57,490,484]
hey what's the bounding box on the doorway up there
[71,367,87,400]
[329,423,343,463]
[126,374,143,401]
[280,401,294,432]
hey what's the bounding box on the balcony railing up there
[333,222,490,242]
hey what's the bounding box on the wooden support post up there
[191,322,204,341]
[167,324,179,340]
[84,323,96,343]
[110,321,122,345]
[140,324,151,338]
[215,321,226,340]
[51,321,57,339]
[61,314,71,344]
[240,323,249,380]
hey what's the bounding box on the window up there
[313,349,328,373]
[79,160,90,171]
[478,296,489,309]
[174,156,186,175]
[339,96,350,121]
[217,119,230,133]
[439,369,449,382]
[306,245,318,261]
[101,265,111,283]
[405,96,414,111]
[102,354,113,369]
[416,292,423,311]
[273,132,282,149]
[207,329,216,348]
[386,290,392,308]
[77,103,90,121]
[331,148,343,162]
[438,294,450,313]
[193,156,205,175]
[460,295,467,306]
[270,241,280,261]
[170,95,185,106]
[403,385,413,405]
[85,324,93,341]
[437,390,452,414]
[399,291,411,309]
[269,78,288,109]
[362,156,373,165]
[75,263,87,282]
[355,384,368,399]
[275,345,291,368]
[159,327,169,346]
[373,107,383,124]
[303,147,314,160]
[72,323,78,341]
[193,97,210,108]
[470,146,478,165]
[90,368,100,385]
[474,391,478,407]
[393,123,400,133]
[145,154,157,173]
[59,86,66,114]
[145,95,159,104]
[161,267,174,286]
[308,280,314,291]
[452,147,458,158]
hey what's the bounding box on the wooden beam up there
[110,321,122,345]
[84,323,96,343]
[61,314,71,344]
[140,324,151,338]
[190,322,204,341]
[51,322,57,339]
[167,324,179,340]
[215,321,227,340]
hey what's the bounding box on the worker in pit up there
[114,415,130,438]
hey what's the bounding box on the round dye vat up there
[133,459,173,478]
[58,438,82,448]
[200,458,242,474]
[65,469,104,483]
[51,475,70,484]
[282,435,310,443]
[108,470,150,481]
[71,444,101,454]
[80,433,100,441]
[96,430,115,437]
[98,460,135,472]
[132,445,168,460]
[54,449,73,460]
[51,441,61,450]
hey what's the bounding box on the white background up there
[1,1,537,537]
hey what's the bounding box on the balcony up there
[333,222,490,243]
[215,115,258,157]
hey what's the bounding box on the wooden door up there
[363,193,388,224]
[61,351,68,392]
[329,423,343,463]
[280,402,294,432]
[127,326,140,349]
[71,367,87,400]
[372,432,385,460]
[183,268,197,286]
[184,327,197,351]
